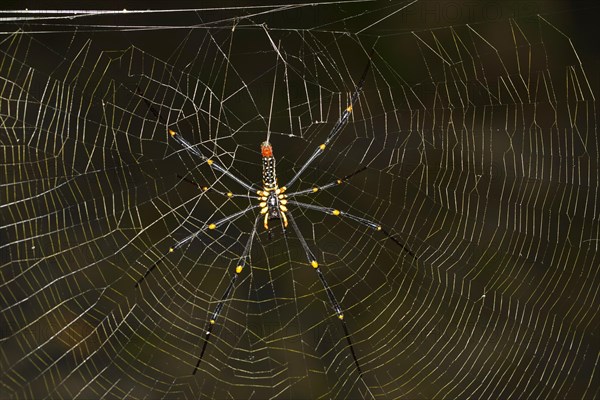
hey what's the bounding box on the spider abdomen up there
[261,141,277,190]
[259,142,288,230]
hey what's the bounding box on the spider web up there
[1,2,599,399]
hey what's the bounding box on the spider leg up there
[176,174,259,200]
[136,87,256,193]
[135,205,259,287]
[284,49,374,190]
[169,130,256,193]
[289,200,416,259]
[192,214,261,375]
[285,166,368,198]
[286,211,364,376]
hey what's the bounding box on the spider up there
[135,49,415,377]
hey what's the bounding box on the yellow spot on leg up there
[168,129,177,137]
[319,143,326,150]
[338,314,344,320]
[337,179,342,184]
[207,159,213,165]
[376,226,382,231]
[236,265,243,274]
[227,192,233,198]
[332,209,340,216]
[312,187,319,193]
[346,105,353,112]
[310,260,319,269]
[282,212,288,228]
[169,247,174,253]
[208,223,216,230]
[210,319,215,325]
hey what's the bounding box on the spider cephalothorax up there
[258,141,288,230]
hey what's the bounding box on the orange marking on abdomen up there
[261,142,273,157]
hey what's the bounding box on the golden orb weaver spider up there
[135,48,415,377]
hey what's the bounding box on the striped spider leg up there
[284,166,368,197]
[135,205,259,288]
[137,85,257,194]
[286,210,365,375]
[192,214,261,375]
[168,128,256,193]
[284,172,417,259]
[283,48,374,190]
[177,174,254,200]
[287,200,416,259]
